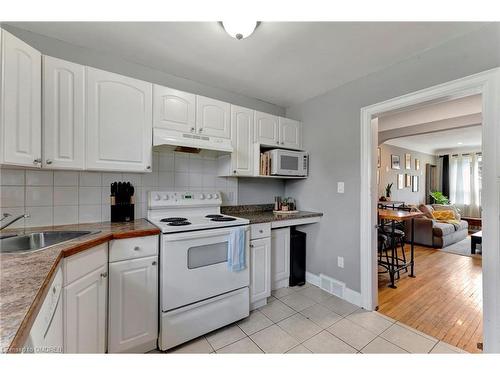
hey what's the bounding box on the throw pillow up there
[432,210,456,221]
[418,204,434,219]
[432,204,461,220]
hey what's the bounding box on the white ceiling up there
[385,125,482,154]
[378,94,482,131]
[8,22,487,107]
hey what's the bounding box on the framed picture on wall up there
[391,155,400,169]
[405,174,411,187]
[377,147,381,168]
[415,159,420,170]
[397,174,404,189]
[405,153,411,169]
[412,175,419,192]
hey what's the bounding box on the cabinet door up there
[1,30,41,167]
[108,256,158,353]
[64,265,107,353]
[254,111,279,146]
[43,56,85,169]
[250,237,271,304]
[279,117,302,150]
[196,95,230,139]
[231,105,254,176]
[153,85,195,133]
[271,227,290,288]
[86,67,152,172]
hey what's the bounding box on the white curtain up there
[449,153,482,217]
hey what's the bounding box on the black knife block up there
[111,202,134,222]
[110,181,135,222]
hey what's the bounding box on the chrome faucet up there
[0,213,30,230]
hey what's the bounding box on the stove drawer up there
[109,235,159,262]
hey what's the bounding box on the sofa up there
[404,204,468,248]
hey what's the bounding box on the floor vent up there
[319,273,345,298]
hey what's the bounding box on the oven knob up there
[153,194,161,201]
[206,194,212,199]
[198,194,205,200]
[162,194,169,200]
[213,193,219,199]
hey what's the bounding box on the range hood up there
[153,128,234,153]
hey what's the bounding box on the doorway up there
[359,69,500,353]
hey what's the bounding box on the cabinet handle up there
[276,141,279,144]
[152,261,157,266]
[191,127,195,132]
[281,142,284,145]
[33,158,41,165]
[134,246,140,251]
[250,244,254,248]
[100,272,108,278]
[199,128,203,133]
[46,159,53,165]
[233,170,237,174]
[146,165,151,170]
[52,286,56,294]
[259,230,263,233]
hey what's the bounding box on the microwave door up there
[279,154,301,175]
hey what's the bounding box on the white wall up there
[285,23,500,292]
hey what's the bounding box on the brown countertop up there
[0,219,160,353]
[222,204,323,225]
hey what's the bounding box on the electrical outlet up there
[337,256,344,268]
[337,182,344,193]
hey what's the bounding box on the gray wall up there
[377,144,436,205]
[285,23,500,292]
[237,178,285,205]
[1,24,285,116]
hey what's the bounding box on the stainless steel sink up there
[0,231,95,254]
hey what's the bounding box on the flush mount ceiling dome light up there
[221,20,258,40]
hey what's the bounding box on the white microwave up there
[270,149,308,176]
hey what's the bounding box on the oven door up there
[161,225,250,312]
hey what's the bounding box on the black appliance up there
[289,228,306,286]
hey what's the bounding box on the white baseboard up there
[306,271,361,307]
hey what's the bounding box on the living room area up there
[374,94,483,353]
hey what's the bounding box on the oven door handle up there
[164,226,250,241]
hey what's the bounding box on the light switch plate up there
[337,256,344,268]
[337,182,344,194]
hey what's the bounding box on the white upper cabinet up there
[43,56,85,169]
[86,67,153,172]
[254,111,279,146]
[230,105,254,176]
[153,85,195,133]
[279,117,302,150]
[1,29,42,167]
[196,95,230,139]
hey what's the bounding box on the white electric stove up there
[147,191,250,351]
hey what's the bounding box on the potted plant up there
[430,191,450,205]
[385,183,393,200]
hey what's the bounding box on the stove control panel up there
[148,191,222,208]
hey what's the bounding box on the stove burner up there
[211,217,237,222]
[205,214,224,219]
[161,217,188,223]
[167,221,191,226]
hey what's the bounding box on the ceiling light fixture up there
[458,142,463,145]
[221,20,258,40]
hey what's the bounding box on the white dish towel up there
[227,227,246,272]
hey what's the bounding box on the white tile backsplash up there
[0,150,238,228]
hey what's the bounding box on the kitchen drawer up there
[109,235,159,263]
[250,223,271,240]
[64,244,108,286]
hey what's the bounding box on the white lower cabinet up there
[271,227,290,290]
[108,255,158,353]
[63,244,108,353]
[249,237,271,309]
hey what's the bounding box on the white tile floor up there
[156,283,468,354]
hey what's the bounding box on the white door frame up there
[359,68,500,353]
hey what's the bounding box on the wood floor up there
[377,244,482,353]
